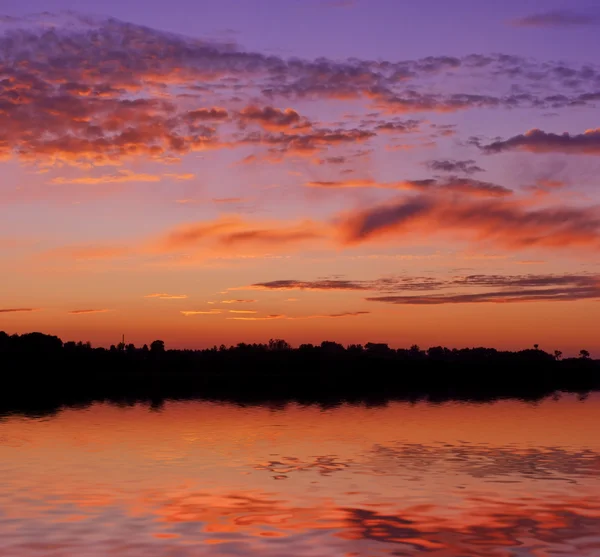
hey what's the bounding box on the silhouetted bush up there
[0,331,597,415]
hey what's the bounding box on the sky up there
[1,0,600,353]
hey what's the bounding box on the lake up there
[0,395,599,556]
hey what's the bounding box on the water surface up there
[1,395,599,556]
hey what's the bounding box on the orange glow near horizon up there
[2,12,600,356]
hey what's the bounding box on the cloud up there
[0,308,42,313]
[307,177,511,197]
[157,216,328,254]
[51,170,162,184]
[524,178,569,196]
[298,311,370,318]
[68,309,112,314]
[338,194,600,250]
[367,284,600,304]
[246,272,600,305]
[164,173,196,181]
[181,310,222,316]
[212,197,248,204]
[228,310,258,314]
[144,293,188,300]
[228,314,285,321]
[315,156,348,165]
[220,299,257,303]
[1,13,598,169]
[245,277,444,292]
[227,311,369,320]
[239,106,311,131]
[247,279,370,291]
[425,159,485,174]
[241,128,375,156]
[184,107,229,121]
[510,10,600,27]
[481,128,600,155]
[375,119,421,133]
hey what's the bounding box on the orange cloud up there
[228,310,258,314]
[241,128,375,157]
[184,107,229,121]
[0,308,42,313]
[227,314,285,321]
[239,105,311,131]
[482,128,600,155]
[164,173,195,181]
[155,216,329,255]
[51,171,195,185]
[144,293,188,300]
[181,310,222,316]
[337,194,600,250]
[68,309,112,315]
[51,170,162,185]
[227,311,370,320]
[212,197,248,204]
[308,177,512,197]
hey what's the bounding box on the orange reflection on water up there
[0,396,599,555]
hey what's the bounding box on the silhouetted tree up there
[365,342,391,355]
[1,330,599,413]
[268,338,291,351]
[150,340,165,353]
[320,341,345,354]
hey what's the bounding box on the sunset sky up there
[2,0,600,353]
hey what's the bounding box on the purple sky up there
[2,1,600,353]
[3,0,600,62]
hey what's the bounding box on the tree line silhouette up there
[1,331,598,415]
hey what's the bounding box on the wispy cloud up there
[181,310,222,316]
[337,195,600,250]
[246,273,600,305]
[367,285,600,304]
[68,309,112,315]
[144,293,188,300]
[481,128,600,155]
[1,13,598,168]
[425,159,485,175]
[212,197,248,204]
[227,311,369,320]
[51,171,195,185]
[238,105,311,131]
[307,177,512,197]
[510,10,600,28]
[51,170,161,185]
[156,216,329,256]
[0,308,42,313]
[227,314,284,321]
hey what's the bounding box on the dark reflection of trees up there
[250,443,600,486]
[255,455,351,478]
[1,331,599,417]
[363,443,600,483]
[341,500,600,556]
